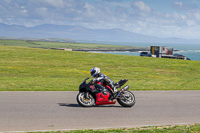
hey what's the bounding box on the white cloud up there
[133,1,151,13]
[84,2,94,10]
[83,2,96,17]
[4,0,12,3]
[186,9,200,23]
[173,12,186,20]
[174,1,183,7]
[165,13,171,18]
[0,0,200,39]
[186,20,196,26]
[44,0,64,8]
[36,7,48,17]
[193,11,200,20]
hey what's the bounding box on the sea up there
[81,41,200,61]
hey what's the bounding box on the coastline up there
[73,49,179,52]
[73,49,146,52]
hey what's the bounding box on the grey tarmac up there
[0,91,200,132]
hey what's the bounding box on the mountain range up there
[0,23,199,44]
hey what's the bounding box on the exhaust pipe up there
[116,85,130,98]
[122,85,129,91]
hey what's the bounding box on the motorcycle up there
[77,77,136,107]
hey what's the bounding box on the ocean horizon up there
[80,41,200,61]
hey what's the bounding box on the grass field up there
[0,39,144,50]
[31,124,200,133]
[0,45,199,91]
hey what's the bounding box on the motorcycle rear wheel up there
[77,92,95,107]
[117,91,135,107]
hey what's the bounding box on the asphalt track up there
[0,91,200,132]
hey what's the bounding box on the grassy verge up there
[0,45,199,91]
[30,124,200,133]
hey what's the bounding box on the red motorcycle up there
[77,77,135,107]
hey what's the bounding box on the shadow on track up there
[58,103,81,107]
[58,103,123,108]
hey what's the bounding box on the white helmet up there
[90,67,100,77]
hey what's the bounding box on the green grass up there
[29,124,200,133]
[0,45,200,91]
[0,39,143,50]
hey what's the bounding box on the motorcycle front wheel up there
[117,91,135,107]
[77,92,95,107]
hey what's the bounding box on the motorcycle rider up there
[90,67,118,94]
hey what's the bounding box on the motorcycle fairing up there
[95,82,113,92]
[95,92,116,105]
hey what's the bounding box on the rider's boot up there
[113,86,118,93]
[109,86,118,101]
[113,87,119,97]
[110,83,117,93]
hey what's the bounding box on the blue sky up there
[0,0,200,39]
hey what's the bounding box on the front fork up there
[84,91,90,99]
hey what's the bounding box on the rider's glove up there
[90,79,95,84]
[92,79,96,83]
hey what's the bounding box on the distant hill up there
[0,23,199,44]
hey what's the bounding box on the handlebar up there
[83,77,94,84]
[85,77,90,80]
[89,79,94,84]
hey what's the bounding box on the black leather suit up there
[93,73,115,90]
